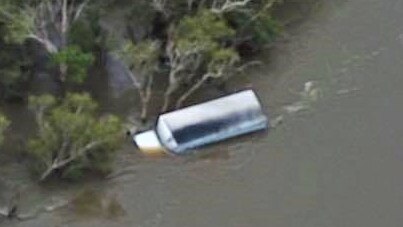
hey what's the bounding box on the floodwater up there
[2,0,403,226]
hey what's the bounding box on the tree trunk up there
[39,141,104,182]
[57,63,68,97]
[175,75,209,109]
[40,165,56,182]
[59,63,68,82]
[161,94,171,113]
[161,83,178,112]
[162,85,177,113]
[140,98,149,123]
[139,75,153,122]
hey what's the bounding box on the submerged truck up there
[133,90,269,155]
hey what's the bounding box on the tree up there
[116,41,160,121]
[51,45,94,85]
[175,48,240,108]
[0,113,10,146]
[0,0,92,84]
[0,41,30,100]
[162,10,235,111]
[225,0,282,48]
[28,93,122,181]
[0,1,31,100]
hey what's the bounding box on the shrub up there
[28,93,122,181]
[51,46,94,84]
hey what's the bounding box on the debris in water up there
[44,199,69,212]
[283,102,307,114]
[0,198,69,221]
[0,207,9,217]
[336,87,360,95]
[270,115,284,128]
[301,81,321,102]
[133,90,269,155]
[284,81,322,114]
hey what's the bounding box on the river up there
[2,0,403,226]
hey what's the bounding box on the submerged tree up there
[116,41,160,121]
[51,45,94,85]
[162,10,235,111]
[0,0,92,84]
[0,42,30,100]
[28,93,122,181]
[225,0,282,49]
[175,48,240,108]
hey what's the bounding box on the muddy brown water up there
[2,0,403,226]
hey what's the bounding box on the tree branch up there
[175,74,210,109]
[73,0,90,22]
[27,34,58,53]
[211,0,252,14]
[151,0,168,16]
[236,60,262,73]
[127,67,142,89]
[39,140,105,181]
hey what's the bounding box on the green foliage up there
[69,5,106,52]
[175,10,235,53]
[124,41,160,69]
[208,48,240,75]
[254,14,282,43]
[172,10,238,79]
[28,93,122,181]
[0,113,10,146]
[0,60,26,99]
[0,21,31,100]
[0,1,34,44]
[4,10,34,44]
[118,41,160,79]
[51,46,94,84]
[222,0,283,47]
[29,94,57,114]
[231,12,282,45]
[161,10,241,110]
[69,20,99,52]
[116,40,160,119]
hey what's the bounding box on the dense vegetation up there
[28,93,122,181]
[0,0,292,181]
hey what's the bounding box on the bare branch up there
[73,0,90,22]
[175,74,211,108]
[236,60,262,73]
[28,0,90,52]
[187,0,195,11]
[27,34,58,53]
[39,140,105,181]
[151,0,168,16]
[241,0,278,28]
[126,68,142,89]
[211,0,252,14]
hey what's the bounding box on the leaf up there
[51,46,94,84]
